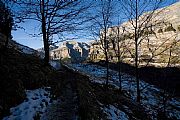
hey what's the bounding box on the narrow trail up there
[41,70,78,120]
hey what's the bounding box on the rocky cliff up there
[96,1,180,67]
[51,41,90,63]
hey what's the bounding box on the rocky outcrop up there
[50,41,90,63]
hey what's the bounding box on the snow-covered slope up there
[49,60,61,70]
[10,40,38,55]
[3,87,53,120]
[104,105,129,120]
[69,63,180,119]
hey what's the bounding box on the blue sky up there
[12,21,43,49]
[12,0,178,49]
[12,1,94,49]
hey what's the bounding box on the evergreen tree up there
[0,0,13,47]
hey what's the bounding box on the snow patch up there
[3,87,52,120]
[104,105,129,120]
[69,63,180,119]
[17,44,36,54]
[49,60,61,70]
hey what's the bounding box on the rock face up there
[37,45,58,59]
[88,41,105,62]
[50,41,90,63]
[90,1,180,67]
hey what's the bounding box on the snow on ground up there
[17,44,36,54]
[11,40,37,55]
[103,105,129,120]
[69,63,180,119]
[49,60,61,70]
[9,40,39,55]
[3,87,52,120]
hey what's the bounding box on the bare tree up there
[108,25,127,91]
[11,0,91,65]
[90,0,115,89]
[119,0,176,102]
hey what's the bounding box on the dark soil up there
[48,66,106,119]
[43,70,79,120]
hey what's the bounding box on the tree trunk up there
[135,0,140,102]
[41,0,49,65]
[135,37,140,102]
[105,50,109,89]
[117,28,122,91]
[118,56,122,91]
[4,17,11,49]
[5,30,10,48]
[104,27,109,89]
[5,36,8,47]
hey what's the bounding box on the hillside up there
[0,40,150,120]
[0,40,57,118]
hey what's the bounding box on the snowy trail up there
[69,63,180,119]
[3,66,78,120]
[41,71,78,120]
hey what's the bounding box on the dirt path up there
[41,71,78,120]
